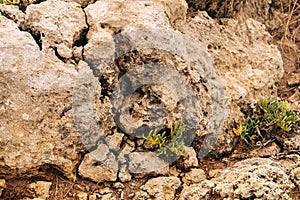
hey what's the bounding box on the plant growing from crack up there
[235,97,299,144]
[144,119,186,157]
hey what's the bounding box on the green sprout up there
[144,119,186,157]
[235,97,299,143]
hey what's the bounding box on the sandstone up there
[118,165,132,182]
[78,144,118,182]
[284,134,300,152]
[143,176,181,200]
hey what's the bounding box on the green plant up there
[0,0,20,5]
[258,97,298,131]
[235,97,299,143]
[234,117,258,142]
[144,119,186,157]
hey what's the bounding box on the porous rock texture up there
[180,157,299,200]
[0,0,294,199]
[0,14,82,180]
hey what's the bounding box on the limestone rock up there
[84,0,187,35]
[0,15,81,180]
[143,176,181,200]
[182,168,206,185]
[25,0,87,59]
[78,144,118,182]
[181,12,284,156]
[106,132,124,151]
[180,158,295,199]
[29,181,52,200]
[128,152,169,176]
[118,164,132,182]
[182,12,283,102]
[179,180,215,200]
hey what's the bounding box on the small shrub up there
[144,119,186,157]
[235,97,299,143]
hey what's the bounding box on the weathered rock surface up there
[187,0,286,36]
[180,158,296,200]
[78,144,118,182]
[25,0,87,59]
[182,168,206,186]
[0,0,293,199]
[143,176,181,200]
[0,4,25,26]
[128,152,169,176]
[0,15,82,180]
[181,11,284,156]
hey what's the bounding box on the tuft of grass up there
[235,97,299,143]
[144,119,186,157]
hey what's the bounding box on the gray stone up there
[78,144,118,182]
[128,152,169,176]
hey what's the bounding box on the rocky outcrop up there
[180,158,298,199]
[0,0,291,199]
[0,14,82,180]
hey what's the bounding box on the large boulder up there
[0,15,82,180]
